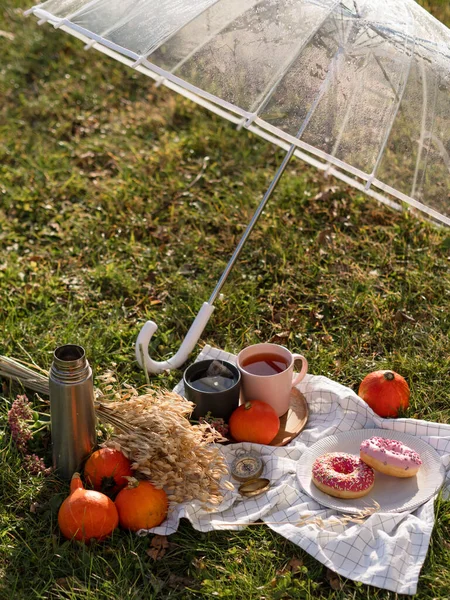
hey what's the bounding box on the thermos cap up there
[53,344,86,365]
[50,344,91,385]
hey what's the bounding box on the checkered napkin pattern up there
[144,345,450,595]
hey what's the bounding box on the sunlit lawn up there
[1,0,450,598]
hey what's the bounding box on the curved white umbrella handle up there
[135,302,215,374]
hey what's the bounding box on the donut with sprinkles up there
[312,453,375,499]
[360,437,422,478]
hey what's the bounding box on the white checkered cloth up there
[144,345,450,595]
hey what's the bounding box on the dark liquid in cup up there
[241,352,289,376]
[189,373,236,392]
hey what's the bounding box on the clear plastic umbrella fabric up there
[29,0,450,225]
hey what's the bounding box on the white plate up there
[297,428,445,514]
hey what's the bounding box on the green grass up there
[1,0,450,598]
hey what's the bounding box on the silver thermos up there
[49,344,97,479]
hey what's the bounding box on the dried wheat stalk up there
[100,388,233,507]
[0,355,49,395]
[215,501,381,528]
[295,501,381,527]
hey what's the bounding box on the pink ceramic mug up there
[237,343,308,417]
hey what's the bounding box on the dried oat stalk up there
[296,501,381,528]
[98,388,233,507]
[215,501,380,529]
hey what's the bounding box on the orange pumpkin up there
[115,479,168,531]
[228,400,280,444]
[58,473,119,542]
[84,448,133,495]
[358,370,410,418]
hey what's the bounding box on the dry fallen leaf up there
[276,557,304,577]
[146,535,170,560]
[326,568,343,591]
[394,310,416,323]
[147,548,164,560]
[287,557,304,573]
[269,331,290,343]
[313,187,339,202]
[167,573,199,589]
[317,228,333,246]
[0,30,15,40]
[191,556,207,570]
[55,578,70,590]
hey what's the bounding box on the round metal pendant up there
[231,452,264,482]
[238,478,271,498]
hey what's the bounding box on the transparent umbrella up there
[27,0,450,372]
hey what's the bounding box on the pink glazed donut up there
[360,437,422,478]
[312,453,375,499]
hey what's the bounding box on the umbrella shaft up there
[209,143,297,305]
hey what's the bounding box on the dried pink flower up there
[23,454,53,476]
[199,413,229,438]
[8,394,52,476]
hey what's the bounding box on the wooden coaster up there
[269,387,309,447]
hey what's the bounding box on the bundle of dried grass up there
[99,388,233,507]
[0,355,49,395]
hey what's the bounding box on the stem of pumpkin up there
[384,372,395,381]
[124,476,140,489]
[70,472,84,493]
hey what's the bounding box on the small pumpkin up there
[228,400,280,444]
[358,370,410,418]
[58,472,119,542]
[84,448,133,495]
[115,478,168,531]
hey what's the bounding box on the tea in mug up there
[241,352,289,376]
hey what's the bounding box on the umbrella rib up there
[142,0,264,72]
[352,0,361,19]
[245,0,342,119]
[253,114,370,179]
[372,179,450,225]
[138,56,254,120]
[325,51,372,172]
[136,0,224,61]
[80,0,150,48]
[32,8,142,61]
[411,58,438,199]
[372,54,401,104]
[295,44,345,141]
[423,132,450,172]
[411,58,429,200]
[367,22,450,62]
[53,0,103,27]
[68,0,196,57]
[365,35,416,190]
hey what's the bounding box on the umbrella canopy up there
[27,0,450,373]
[28,0,450,225]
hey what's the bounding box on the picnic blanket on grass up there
[146,345,450,595]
